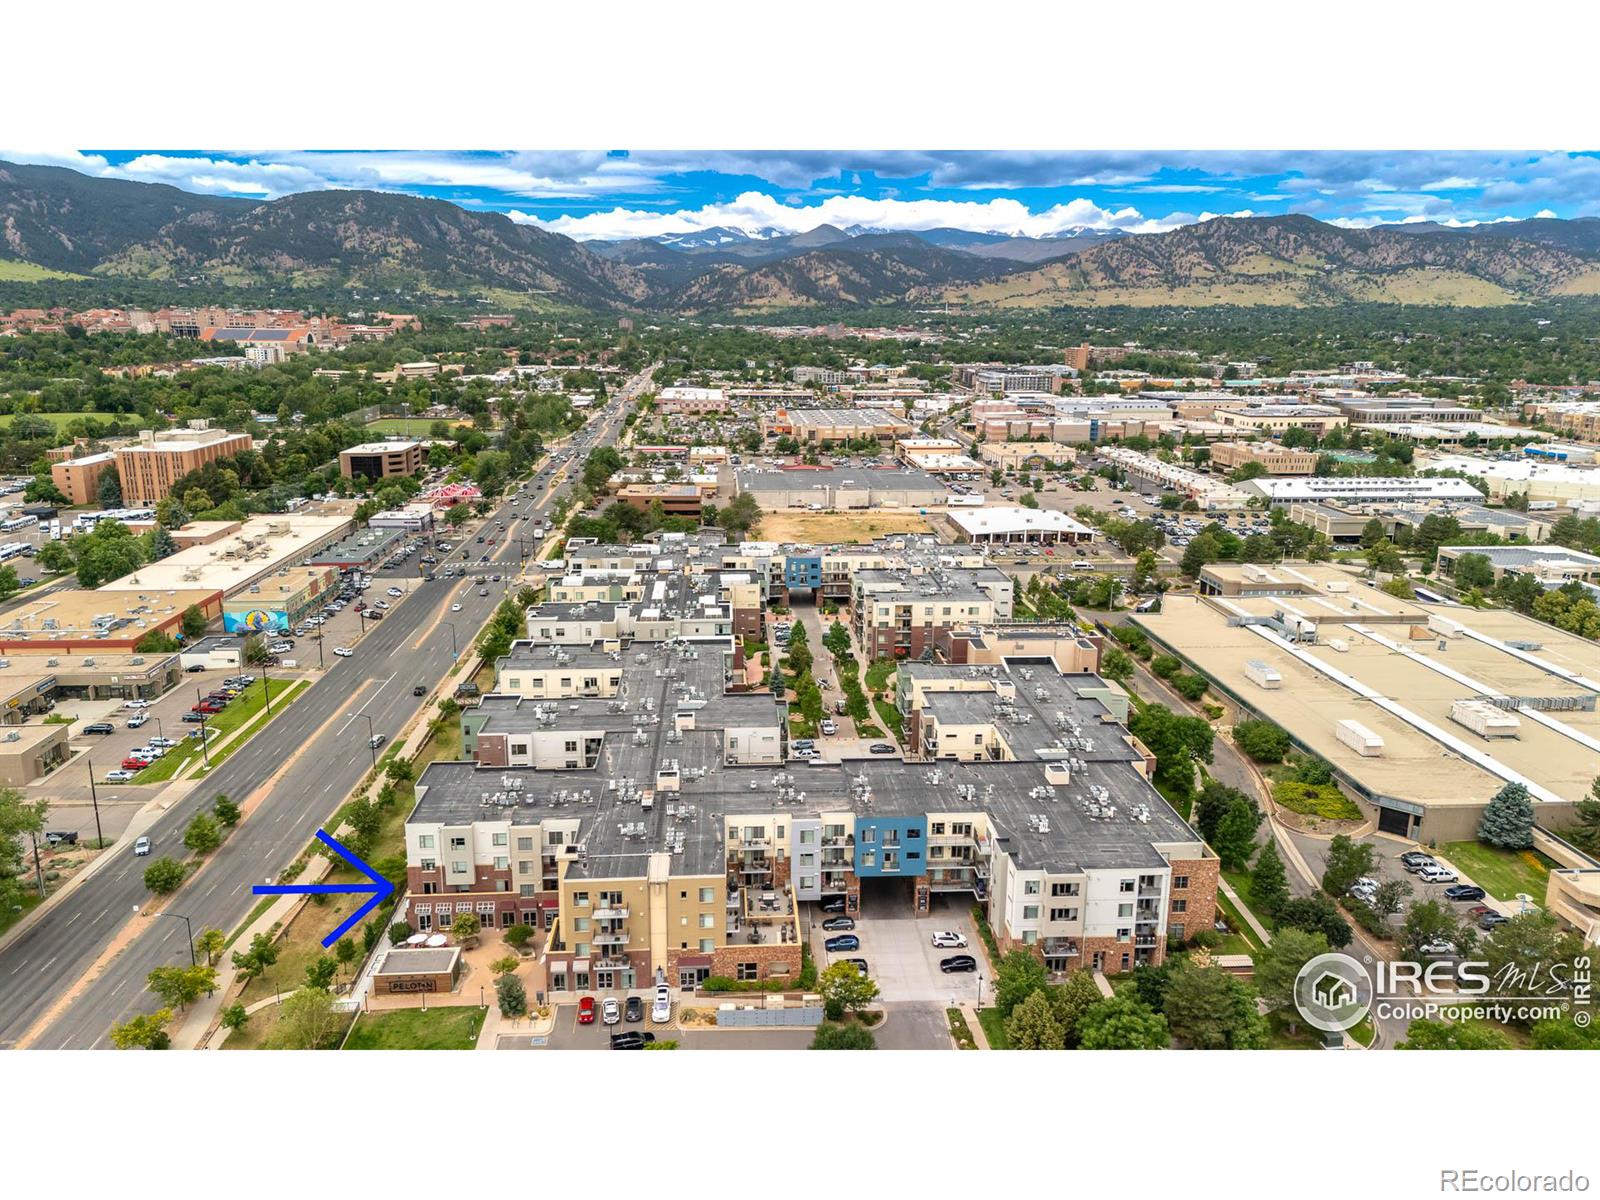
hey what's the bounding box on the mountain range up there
[4,159,1599,312]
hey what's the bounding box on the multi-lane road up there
[0,373,645,1048]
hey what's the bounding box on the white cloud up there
[1535,208,1558,219]
[0,149,115,174]
[113,154,330,197]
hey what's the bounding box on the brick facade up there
[1166,855,1220,945]
[709,942,802,983]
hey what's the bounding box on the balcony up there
[593,955,631,971]
[1134,934,1159,948]
[736,835,771,849]
[1042,938,1080,958]
[592,929,629,946]
[822,834,852,849]
[1138,884,1164,899]
[594,905,630,920]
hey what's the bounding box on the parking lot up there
[810,893,981,1004]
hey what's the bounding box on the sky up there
[7,150,1598,241]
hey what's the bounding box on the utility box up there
[1326,637,1349,653]
[1336,718,1384,757]
[1244,659,1282,689]
[1429,614,1465,639]
[1450,698,1520,738]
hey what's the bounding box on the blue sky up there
[9,150,1599,240]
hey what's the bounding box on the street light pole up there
[362,714,378,768]
[443,622,457,656]
[86,756,104,849]
[135,905,196,967]
[261,659,272,717]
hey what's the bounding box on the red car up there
[192,702,223,714]
[577,996,596,1025]
[120,756,151,771]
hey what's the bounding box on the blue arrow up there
[252,829,395,948]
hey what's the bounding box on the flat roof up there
[307,526,405,566]
[735,465,946,492]
[99,513,351,594]
[341,440,421,454]
[948,507,1095,537]
[0,587,220,646]
[1440,545,1600,568]
[785,409,913,429]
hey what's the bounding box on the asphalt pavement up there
[0,376,646,1048]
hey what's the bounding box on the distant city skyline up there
[4,149,1598,241]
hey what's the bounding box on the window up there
[420,859,436,871]
[449,836,466,850]
[564,740,578,753]
[519,884,536,897]
[906,828,921,840]
[1022,905,1039,920]
[516,837,534,852]
[931,822,945,836]
[1117,928,1131,942]
[493,856,508,871]
[418,835,435,849]
[1119,879,1135,893]
[736,962,760,982]
[518,861,533,875]
[699,914,714,929]
[1118,904,1133,918]
[450,861,467,874]
[573,917,590,932]
[1049,907,1078,922]
[1051,882,1080,897]
[1170,923,1185,941]
[547,831,565,846]
[492,833,507,847]
[799,828,816,844]
[907,851,919,860]
[1172,899,1188,914]
[1024,880,1040,896]
[573,892,589,907]
[698,887,714,903]
[1172,875,1189,890]
[699,939,715,953]
[860,828,875,843]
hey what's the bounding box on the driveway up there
[812,895,981,1005]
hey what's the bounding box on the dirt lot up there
[756,511,933,544]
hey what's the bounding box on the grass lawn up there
[134,678,305,783]
[0,258,88,281]
[871,697,903,742]
[946,1007,977,1049]
[1271,779,1363,821]
[1266,1011,1327,1049]
[1214,886,1268,953]
[1440,841,1556,902]
[976,1007,1011,1049]
[864,658,896,692]
[343,1006,485,1050]
[0,890,44,939]
[364,417,472,436]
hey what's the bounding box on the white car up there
[374,600,390,610]
[820,720,838,735]
[126,712,148,728]
[650,985,673,1024]
[333,646,354,658]
[269,642,292,654]
[133,836,151,854]
[387,586,403,597]
[1418,864,1458,884]
[601,997,621,1026]
[106,770,137,784]
[148,737,176,748]
[1418,939,1457,958]
[122,699,151,710]
[451,603,462,612]
[930,931,968,949]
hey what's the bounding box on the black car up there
[185,664,207,673]
[1479,912,1511,931]
[44,830,78,847]
[821,916,855,931]
[181,712,203,723]
[844,958,870,976]
[819,897,846,914]
[609,1031,657,1050]
[824,934,860,953]
[413,684,427,696]
[869,743,897,755]
[1444,884,1488,903]
[624,996,644,1023]
[82,722,116,735]
[940,954,978,973]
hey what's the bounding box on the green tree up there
[0,788,49,909]
[490,955,520,976]
[304,955,338,990]
[1049,969,1106,1048]
[1100,647,1134,685]
[212,794,241,827]
[1401,900,1473,961]
[1478,912,1586,1021]
[1161,962,1268,1049]
[1252,927,1330,1034]
[1451,552,1496,591]
[503,922,534,952]
[811,1021,876,1049]
[993,948,1049,1018]
[230,931,281,982]
[495,972,528,1019]
[181,605,209,640]
[1232,719,1291,763]
[1320,834,1377,897]
[142,857,186,895]
[387,921,413,947]
[1276,894,1353,949]
[1005,988,1066,1050]
[451,912,482,942]
[1127,704,1214,799]
[1359,517,1386,548]
[1251,839,1290,920]
[819,960,880,1021]
[109,1008,174,1050]
[193,927,227,967]
[335,937,360,975]
[97,465,124,508]
[1565,778,1600,853]
[1477,781,1535,850]
[1397,1019,1511,1050]
[1180,532,1220,578]
[1371,877,1412,920]
[220,1003,250,1033]
[1077,994,1170,1049]
[268,987,344,1049]
[1212,795,1263,870]
[183,812,221,855]
[146,964,216,1009]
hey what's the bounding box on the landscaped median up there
[132,678,308,784]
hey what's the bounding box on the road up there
[0,371,648,1049]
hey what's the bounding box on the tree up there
[819,960,880,1020]
[220,1003,250,1033]
[1077,994,1170,1049]
[268,987,344,1049]
[1400,900,1473,961]
[230,931,281,982]
[1100,647,1134,685]
[490,955,520,976]
[242,634,270,665]
[1253,928,1330,1034]
[1359,517,1386,549]
[304,955,338,990]
[193,927,227,966]
[1161,962,1268,1049]
[335,937,360,975]
[1277,894,1353,949]
[142,857,187,895]
[1320,834,1377,898]
[1565,779,1600,853]
[181,605,209,640]
[495,972,528,1019]
[183,812,221,855]
[109,1008,174,1050]
[212,794,240,827]
[451,912,482,942]
[1049,969,1106,1048]
[1127,704,1214,799]
[0,565,18,601]
[1004,988,1066,1050]
[811,1021,876,1049]
[503,922,535,952]
[1251,839,1290,920]
[993,949,1048,1018]
[716,492,763,541]
[387,921,413,946]
[35,540,76,575]
[146,964,216,1009]
[96,465,124,508]
[1371,877,1412,920]
[0,787,48,909]
[1233,719,1291,764]
[1478,912,1586,1020]
[1477,781,1535,850]
[1180,532,1220,578]
[1397,1019,1511,1050]
[1451,552,1496,591]
[1212,795,1263,871]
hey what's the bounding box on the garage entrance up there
[1377,805,1413,837]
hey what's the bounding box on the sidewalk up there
[956,1002,991,1050]
[1218,876,1274,947]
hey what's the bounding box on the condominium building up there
[1214,404,1348,436]
[114,425,253,506]
[761,408,914,445]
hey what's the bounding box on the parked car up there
[106,769,137,784]
[930,931,968,948]
[1399,852,1437,873]
[1418,939,1457,958]
[1479,912,1511,931]
[83,722,116,735]
[180,712,203,724]
[133,836,151,855]
[820,720,838,735]
[819,896,846,913]
[601,997,621,1026]
[824,935,860,953]
[844,958,870,976]
[334,647,354,657]
[791,747,818,759]
[869,743,897,755]
[651,985,673,1024]
[821,916,855,931]
[1418,864,1459,884]
[624,996,644,1023]
[1444,884,1487,902]
[577,996,596,1024]
[44,831,79,847]
[608,1031,657,1050]
[940,954,978,973]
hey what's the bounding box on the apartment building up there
[114,425,253,506]
[790,366,849,387]
[1214,404,1348,436]
[49,451,116,506]
[761,408,914,445]
[1208,441,1319,476]
[339,440,425,480]
[850,563,1013,659]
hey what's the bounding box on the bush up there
[1344,896,1392,940]
[1171,673,1209,702]
[142,857,187,895]
[1233,719,1291,764]
[387,921,413,946]
[504,922,535,951]
[811,1022,876,1050]
[1151,655,1182,680]
[971,903,1000,965]
[1272,780,1363,821]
